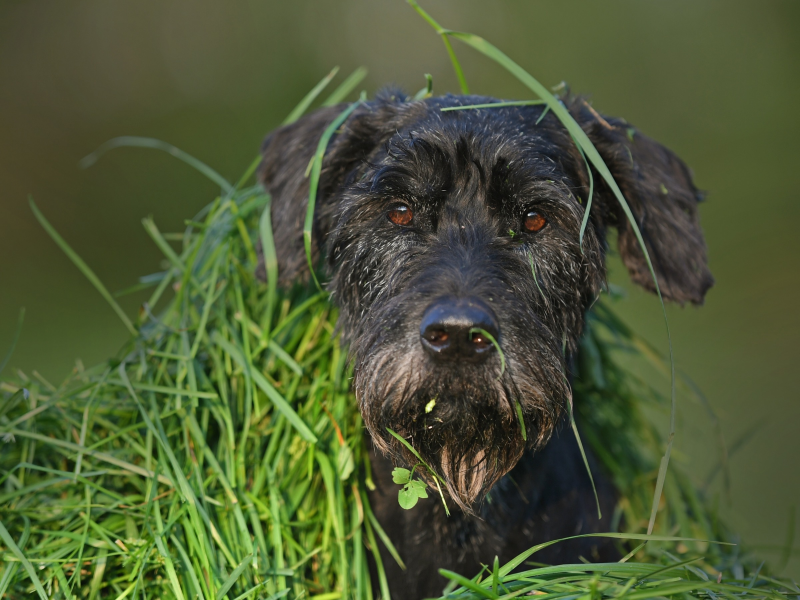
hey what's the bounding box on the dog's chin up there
[392,409,527,514]
[356,348,558,514]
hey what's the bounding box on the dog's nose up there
[419,296,499,362]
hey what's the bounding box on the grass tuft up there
[468,327,504,376]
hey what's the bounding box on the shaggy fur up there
[257,91,712,598]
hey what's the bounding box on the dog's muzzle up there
[419,295,499,363]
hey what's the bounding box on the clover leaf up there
[392,466,428,509]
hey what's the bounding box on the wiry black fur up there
[258,91,713,599]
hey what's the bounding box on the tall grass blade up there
[236,67,345,190]
[648,436,673,533]
[407,1,469,93]
[438,569,498,599]
[80,136,233,194]
[514,401,527,442]
[0,520,48,600]
[0,516,30,598]
[152,527,187,600]
[574,141,594,250]
[305,96,365,291]
[497,532,730,578]
[569,407,602,519]
[323,67,368,106]
[30,198,137,336]
[469,327,504,375]
[260,195,279,339]
[213,331,317,443]
[216,553,253,600]
[414,73,434,100]
[440,100,545,112]
[284,67,340,125]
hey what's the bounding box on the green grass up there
[1,8,797,599]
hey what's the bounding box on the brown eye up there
[388,204,413,226]
[523,210,547,233]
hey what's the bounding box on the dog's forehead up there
[395,97,573,166]
[370,95,581,203]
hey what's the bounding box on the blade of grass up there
[407,1,469,93]
[267,340,303,376]
[322,66,368,106]
[362,490,406,570]
[439,569,499,599]
[54,565,75,600]
[648,438,673,534]
[235,67,343,190]
[0,516,30,598]
[440,100,545,112]
[569,404,602,519]
[216,553,253,600]
[190,252,224,359]
[268,472,287,592]
[574,141,594,250]
[514,401,527,442]
[469,327,504,375]
[492,556,500,597]
[259,195,279,340]
[105,379,218,399]
[0,520,48,600]
[87,547,108,600]
[74,372,108,479]
[316,451,349,599]
[30,198,137,336]
[4,428,173,486]
[213,331,317,443]
[284,67,340,125]
[413,73,434,100]
[150,522,187,600]
[80,136,233,194]
[363,515,391,600]
[233,585,289,600]
[498,532,731,578]
[305,96,365,291]
[619,542,647,563]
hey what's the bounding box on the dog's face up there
[259,92,713,511]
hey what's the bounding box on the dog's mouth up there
[355,344,565,513]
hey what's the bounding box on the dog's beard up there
[356,346,564,514]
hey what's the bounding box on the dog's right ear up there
[257,106,347,285]
[257,92,411,285]
[567,98,714,305]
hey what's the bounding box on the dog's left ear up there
[568,99,714,305]
[257,92,410,285]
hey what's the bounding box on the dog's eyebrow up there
[369,164,418,196]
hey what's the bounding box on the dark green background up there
[1,0,797,575]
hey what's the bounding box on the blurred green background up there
[1,0,797,576]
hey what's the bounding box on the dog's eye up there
[388,204,413,226]
[523,210,547,233]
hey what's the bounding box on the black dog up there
[258,91,713,599]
